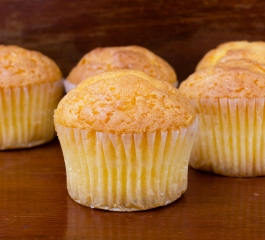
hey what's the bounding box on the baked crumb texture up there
[196,41,265,71]
[56,69,194,133]
[55,69,198,211]
[179,59,265,177]
[65,45,177,92]
[180,59,265,99]
[0,45,64,149]
[0,45,62,87]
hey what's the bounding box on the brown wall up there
[1,0,265,82]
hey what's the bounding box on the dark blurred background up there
[0,0,265,82]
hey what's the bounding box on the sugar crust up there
[67,45,177,85]
[0,45,62,87]
[179,59,265,99]
[196,41,265,71]
[55,69,195,133]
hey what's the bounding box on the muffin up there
[64,45,177,92]
[179,59,265,177]
[0,45,64,150]
[54,69,197,211]
[196,41,265,71]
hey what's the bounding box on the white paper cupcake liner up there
[63,79,77,93]
[0,79,64,149]
[56,119,198,211]
[190,98,265,177]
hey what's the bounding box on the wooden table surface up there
[1,0,265,239]
[0,139,264,240]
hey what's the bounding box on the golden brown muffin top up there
[67,45,177,86]
[55,69,195,133]
[179,59,265,99]
[0,45,62,87]
[196,41,265,71]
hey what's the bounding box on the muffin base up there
[0,79,64,150]
[56,120,198,211]
[190,98,265,177]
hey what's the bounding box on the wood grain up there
[1,0,265,239]
[0,139,265,239]
[0,0,265,81]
